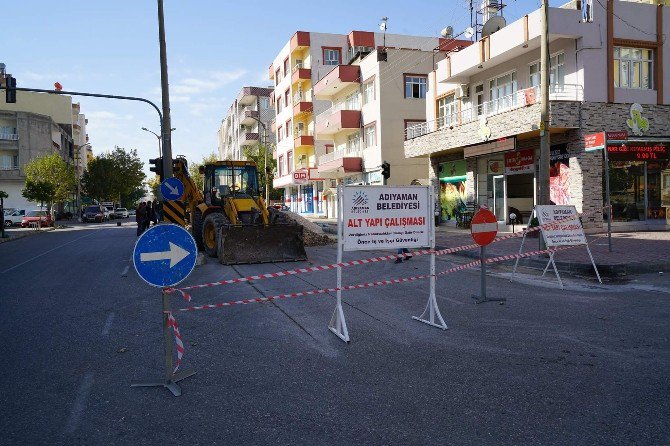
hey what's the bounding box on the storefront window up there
[438,160,466,221]
[609,162,646,221]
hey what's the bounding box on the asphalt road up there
[0,223,668,445]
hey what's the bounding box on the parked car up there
[5,209,26,227]
[83,205,107,223]
[128,208,136,218]
[270,203,289,211]
[20,210,53,228]
[114,208,129,218]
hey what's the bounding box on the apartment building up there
[217,86,275,161]
[0,69,81,210]
[71,102,89,182]
[269,30,452,217]
[405,0,670,231]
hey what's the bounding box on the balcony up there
[239,131,260,146]
[238,86,273,105]
[317,147,363,176]
[313,65,360,100]
[405,84,583,140]
[293,101,313,119]
[0,133,19,141]
[314,108,361,137]
[294,133,314,149]
[290,31,310,52]
[240,107,259,126]
[291,66,311,85]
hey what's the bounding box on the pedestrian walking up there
[145,201,153,229]
[152,200,159,226]
[395,248,412,264]
[136,202,147,236]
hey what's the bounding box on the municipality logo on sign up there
[351,191,369,214]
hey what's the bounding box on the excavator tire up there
[192,208,204,250]
[202,212,228,258]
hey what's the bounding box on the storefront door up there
[304,185,314,214]
[493,175,505,221]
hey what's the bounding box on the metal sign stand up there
[131,291,196,397]
[511,207,602,288]
[472,245,506,304]
[413,186,448,329]
[329,185,350,342]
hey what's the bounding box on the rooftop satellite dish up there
[440,26,454,38]
[481,15,506,38]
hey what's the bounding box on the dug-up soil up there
[283,211,336,246]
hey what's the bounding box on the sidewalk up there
[435,225,670,276]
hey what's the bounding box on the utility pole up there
[157,0,173,179]
[538,0,551,206]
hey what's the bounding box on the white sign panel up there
[536,205,587,247]
[341,186,430,251]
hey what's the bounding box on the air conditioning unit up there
[455,84,470,99]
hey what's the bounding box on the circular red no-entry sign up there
[471,208,498,246]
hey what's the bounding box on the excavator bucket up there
[217,224,307,265]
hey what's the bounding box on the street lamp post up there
[142,127,175,158]
[249,117,270,204]
[75,142,91,221]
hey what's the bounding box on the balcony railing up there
[292,61,310,73]
[0,133,19,141]
[293,89,313,103]
[314,101,358,122]
[318,146,361,165]
[405,84,584,140]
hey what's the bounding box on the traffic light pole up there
[0,86,163,134]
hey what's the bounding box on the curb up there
[0,227,55,244]
[445,246,670,277]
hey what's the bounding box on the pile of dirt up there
[283,211,336,246]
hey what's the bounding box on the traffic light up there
[149,157,163,181]
[381,161,390,180]
[5,75,16,104]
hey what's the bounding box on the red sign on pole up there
[584,132,605,151]
[471,208,498,246]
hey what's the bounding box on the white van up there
[4,209,27,227]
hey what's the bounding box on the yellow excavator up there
[172,156,307,264]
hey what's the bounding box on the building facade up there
[404,0,670,231]
[0,70,84,211]
[269,30,450,217]
[217,86,275,162]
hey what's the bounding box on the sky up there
[4,0,560,178]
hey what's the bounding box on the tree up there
[147,176,161,200]
[81,147,146,204]
[23,153,76,212]
[187,153,218,193]
[243,144,282,200]
[22,180,56,209]
[81,157,116,201]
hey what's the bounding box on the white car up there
[4,209,26,227]
[114,208,129,218]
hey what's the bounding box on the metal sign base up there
[413,250,447,330]
[328,300,350,343]
[132,291,196,397]
[131,368,197,397]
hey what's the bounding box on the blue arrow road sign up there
[133,224,197,288]
[160,177,185,201]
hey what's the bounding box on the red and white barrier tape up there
[166,311,184,374]
[164,206,607,301]
[166,244,579,368]
[176,244,576,313]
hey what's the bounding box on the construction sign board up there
[340,186,430,252]
[535,205,587,247]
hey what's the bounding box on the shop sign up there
[293,169,308,184]
[365,170,383,184]
[487,160,504,174]
[439,160,466,182]
[607,142,669,161]
[606,131,628,141]
[584,132,605,151]
[504,149,534,175]
[535,205,587,247]
[550,145,569,163]
[341,186,430,251]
